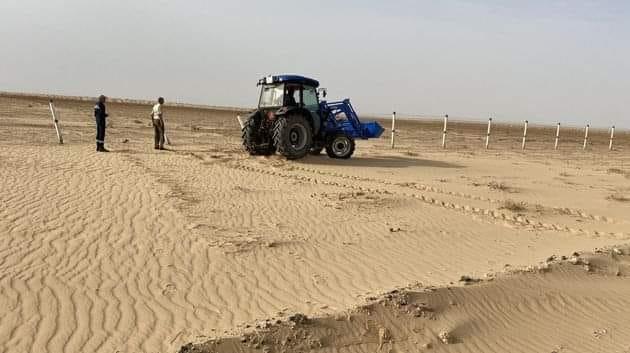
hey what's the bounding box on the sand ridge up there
[182,247,630,353]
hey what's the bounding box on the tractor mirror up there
[318,88,327,98]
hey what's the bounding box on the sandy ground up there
[184,247,630,353]
[1,93,629,353]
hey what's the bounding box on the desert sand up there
[1,93,629,353]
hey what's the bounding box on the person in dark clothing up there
[94,95,109,152]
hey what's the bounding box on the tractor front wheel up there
[272,113,313,160]
[326,134,355,159]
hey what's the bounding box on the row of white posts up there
[389,113,617,151]
[49,105,618,152]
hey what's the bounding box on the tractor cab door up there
[302,86,321,135]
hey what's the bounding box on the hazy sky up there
[1,0,629,127]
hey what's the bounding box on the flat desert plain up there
[1,93,630,353]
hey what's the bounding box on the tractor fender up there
[274,107,320,135]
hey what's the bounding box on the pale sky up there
[1,0,629,127]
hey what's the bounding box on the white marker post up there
[554,123,560,150]
[236,115,245,129]
[442,114,448,149]
[521,120,528,150]
[485,117,492,149]
[609,126,615,151]
[48,100,64,144]
[390,111,396,149]
[164,133,171,146]
[583,124,589,150]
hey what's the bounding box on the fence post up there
[236,115,245,129]
[485,117,492,149]
[442,114,448,149]
[554,123,560,150]
[390,111,396,149]
[164,132,171,146]
[48,99,64,144]
[521,120,528,150]
[583,124,589,150]
[609,126,615,151]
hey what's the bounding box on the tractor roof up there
[258,75,319,88]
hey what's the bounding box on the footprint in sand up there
[312,274,326,285]
[162,283,177,296]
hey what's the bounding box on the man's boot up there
[97,143,109,152]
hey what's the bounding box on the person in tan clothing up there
[151,97,165,150]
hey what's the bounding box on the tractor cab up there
[257,76,323,134]
[256,76,325,144]
[258,76,319,109]
[242,74,383,160]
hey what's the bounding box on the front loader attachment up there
[321,99,384,139]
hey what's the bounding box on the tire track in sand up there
[284,162,621,225]
[223,158,628,240]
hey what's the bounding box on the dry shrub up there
[500,200,528,212]
[607,194,630,202]
[488,181,510,192]
[607,168,630,179]
[607,168,625,175]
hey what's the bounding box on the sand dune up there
[182,247,630,353]
[1,93,629,353]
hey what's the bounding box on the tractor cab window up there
[302,86,319,110]
[259,84,285,108]
[285,85,301,107]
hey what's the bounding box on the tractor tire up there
[326,134,355,159]
[242,116,275,156]
[272,113,312,160]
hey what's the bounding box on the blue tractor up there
[241,75,384,160]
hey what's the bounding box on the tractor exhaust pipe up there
[236,115,245,129]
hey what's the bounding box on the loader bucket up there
[360,122,384,139]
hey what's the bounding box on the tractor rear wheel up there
[326,134,355,159]
[272,113,312,160]
[242,115,275,155]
